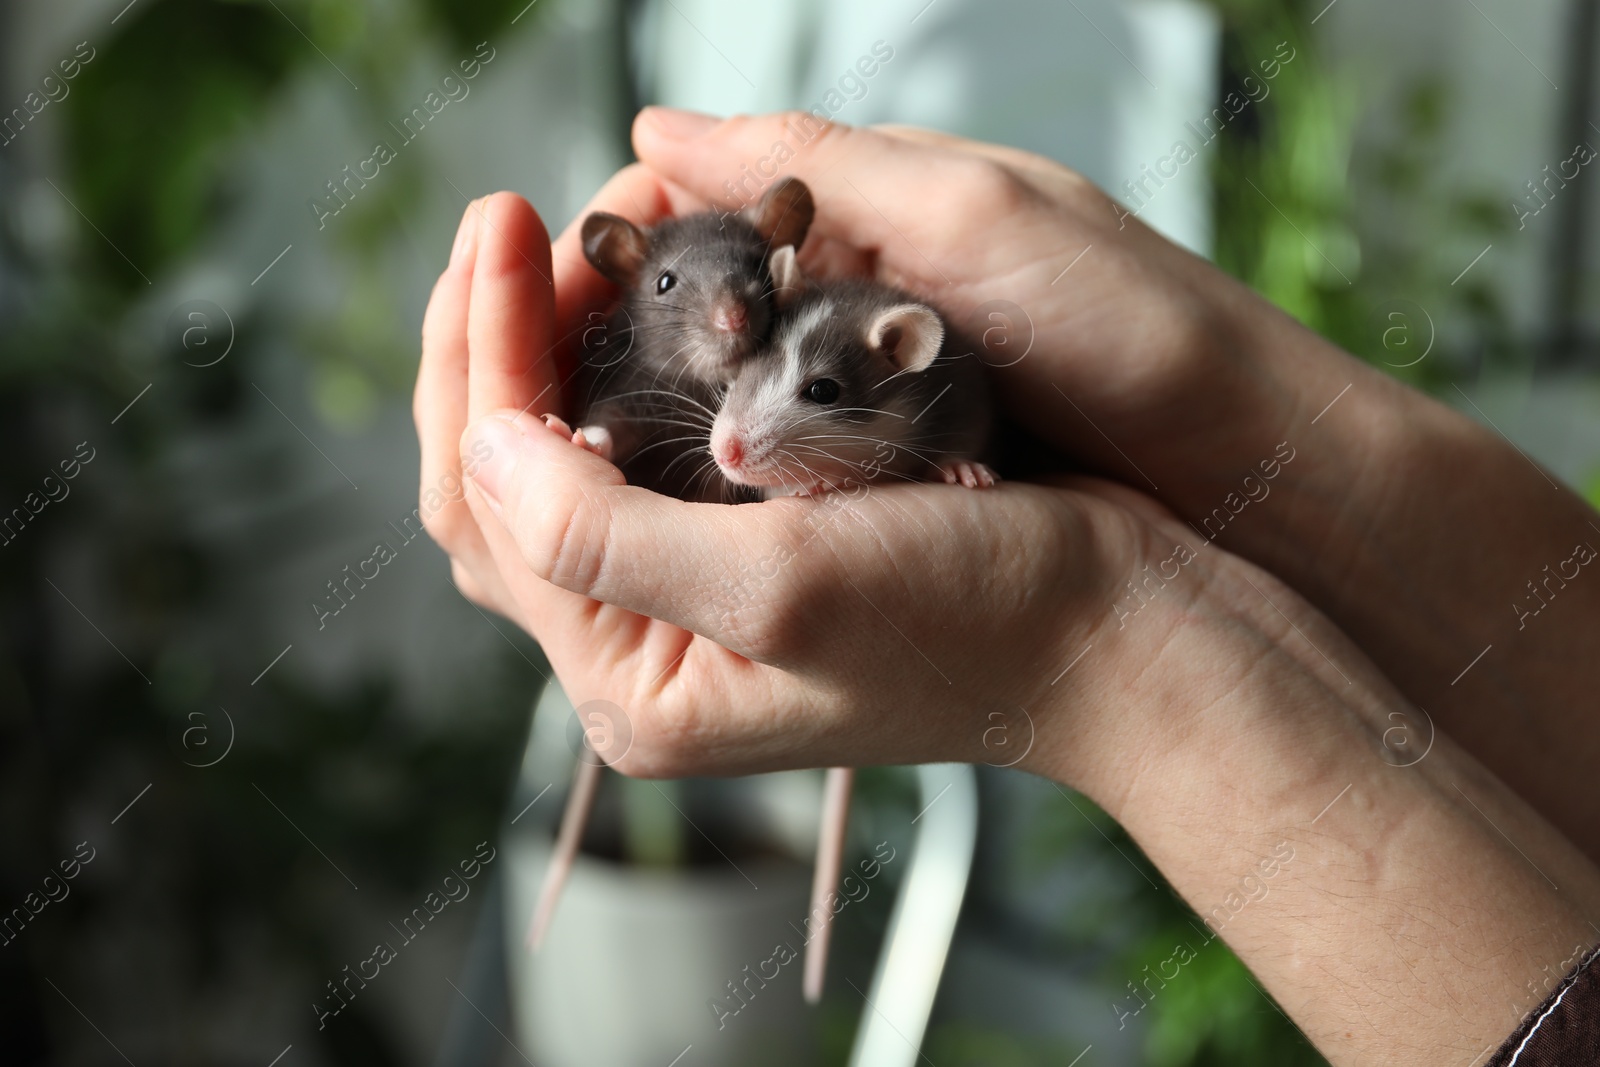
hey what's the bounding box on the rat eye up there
[805,378,841,404]
[655,271,676,294]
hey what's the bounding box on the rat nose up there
[712,430,744,469]
[711,298,748,334]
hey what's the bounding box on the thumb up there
[461,411,808,656]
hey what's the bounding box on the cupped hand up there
[405,117,1414,799]
[409,171,1298,794]
[629,108,1389,512]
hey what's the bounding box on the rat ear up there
[769,245,805,310]
[867,304,945,373]
[748,178,814,251]
[581,212,650,286]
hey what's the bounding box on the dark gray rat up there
[554,178,815,502]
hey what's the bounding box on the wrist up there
[1015,516,1305,810]
[1180,280,1421,599]
[1022,556,1335,810]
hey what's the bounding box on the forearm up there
[1177,286,1600,861]
[1039,575,1600,1066]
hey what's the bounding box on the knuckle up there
[756,109,849,159]
[513,480,610,597]
[449,559,492,607]
[772,107,835,135]
[420,496,472,551]
[1077,181,1130,229]
[411,379,433,434]
[420,274,453,346]
[1054,166,1099,201]
[951,157,1034,215]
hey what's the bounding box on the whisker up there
[790,405,905,426]
[790,432,910,455]
[626,416,716,433]
[630,435,713,463]
[590,384,718,408]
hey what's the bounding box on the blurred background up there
[3,0,1598,1063]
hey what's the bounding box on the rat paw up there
[540,414,575,439]
[571,425,614,461]
[940,461,999,489]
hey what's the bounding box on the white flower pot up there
[505,831,819,1066]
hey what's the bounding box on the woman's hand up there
[407,154,1325,793]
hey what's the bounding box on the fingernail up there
[642,106,718,140]
[451,200,480,267]
[463,416,526,517]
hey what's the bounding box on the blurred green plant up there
[1030,786,1326,1067]
[1585,467,1600,511]
[1210,0,1521,393]
[923,1021,1092,1065]
[62,0,300,290]
[1134,928,1323,1067]
[3,1,551,1063]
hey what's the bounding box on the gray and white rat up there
[710,252,996,496]
[554,178,815,502]
[710,256,998,1003]
[527,180,814,952]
